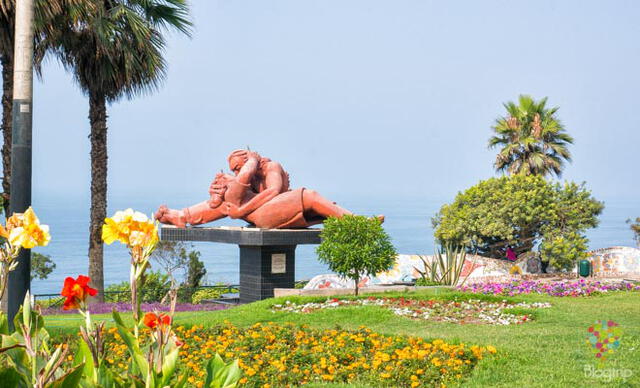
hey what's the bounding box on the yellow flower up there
[8,207,50,249]
[486,345,497,354]
[102,208,158,248]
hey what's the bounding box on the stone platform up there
[160,226,321,303]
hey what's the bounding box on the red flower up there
[61,275,97,310]
[143,312,171,329]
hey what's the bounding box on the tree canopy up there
[317,215,396,295]
[489,95,573,177]
[433,175,603,270]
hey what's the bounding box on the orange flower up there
[143,312,171,329]
[61,275,97,310]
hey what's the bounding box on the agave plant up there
[415,244,469,286]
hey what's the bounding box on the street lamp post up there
[7,0,34,324]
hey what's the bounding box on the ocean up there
[28,195,640,295]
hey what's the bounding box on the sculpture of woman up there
[155,150,363,229]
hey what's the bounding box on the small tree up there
[31,252,56,281]
[316,215,396,296]
[628,218,640,246]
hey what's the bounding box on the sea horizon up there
[25,193,640,295]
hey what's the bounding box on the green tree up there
[30,252,56,281]
[316,215,396,296]
[48,0,191,300]
[433,175,603,271]
[628,217,640,246]
[489,95,573,177]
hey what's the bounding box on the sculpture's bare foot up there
[155,205,187,228]
[373,215,385,224]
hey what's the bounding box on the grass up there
[46,288,640,387]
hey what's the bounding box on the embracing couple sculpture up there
[156,150,381,229]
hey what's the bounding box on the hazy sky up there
[31,0,640,208]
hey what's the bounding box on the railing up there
[34,280,309,308]
[34,284,241,308]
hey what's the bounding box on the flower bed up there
[458,279,640,297]
[42,301,230,315]
[104,322,495,387]
[272,297,551,325]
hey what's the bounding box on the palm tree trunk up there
[1,56,13,216]
[88,92,107,303]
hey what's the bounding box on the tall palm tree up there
[49,0,191,300]
[488,95,573,177]
[0,0,78,215]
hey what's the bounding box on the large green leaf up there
[0,366,27,388]
[75,338,96,381]
[112,310,149,378]
[48,364,84,388]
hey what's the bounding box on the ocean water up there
[27,195,640,295]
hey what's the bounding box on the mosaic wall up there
[587,246,640,275]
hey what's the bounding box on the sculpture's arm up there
[227,167,283,219]
[235,154,260,186]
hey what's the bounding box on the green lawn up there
[46,289,640,387]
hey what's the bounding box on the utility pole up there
[7,0,34,324]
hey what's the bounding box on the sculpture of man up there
[155,150,363,229]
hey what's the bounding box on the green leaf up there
[75,339,95,381]
[0,367,26,388]
[48,364,84,388]
[0,312,9,335]
[22,291,31,330]
[160,346,180,386]
[112,310,149,377]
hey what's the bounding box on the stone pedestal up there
[160,226,321,303]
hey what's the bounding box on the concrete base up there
[240,245,296,303]
[160,226,321,303]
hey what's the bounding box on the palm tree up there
[0,0,17,216]
[49,0,191,300]
[488,95,573,177]
[1,0,79,215]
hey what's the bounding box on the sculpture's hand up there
[224,202,243,219]
[209,182,226,197]
[247,150,261,161]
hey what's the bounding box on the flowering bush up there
[272,297,551,325]
[0,208,241,388]
[101,322,495,387]
[0,207,50,310]
[42,301,230,315]
[458,279,640,297]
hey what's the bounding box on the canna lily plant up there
[0,207,51,314]
[102,208,159,338]
[60,275,125,387]
[0,292,84,387]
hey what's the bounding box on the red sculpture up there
[155,150,370,229]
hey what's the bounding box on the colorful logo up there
[586,320,623,362]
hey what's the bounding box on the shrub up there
[433,175,603,271]
[316,215,396,295]
[415,278,440,286]
[191,285,239,304]
[628,217,640,246]
[105,270,170,302]
[31,252,56,280]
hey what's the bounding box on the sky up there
[31,0,640,210]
